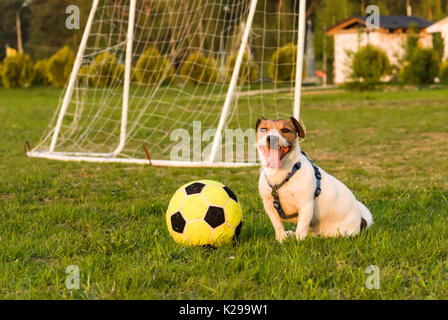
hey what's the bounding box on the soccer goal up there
[28,0,307,167]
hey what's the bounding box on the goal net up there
[28,0,307,167]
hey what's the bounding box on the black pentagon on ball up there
[204,206,226,228]
[171,211,186,233]
[223,186,238,203]
[233,221,243,241]
[185,182,206,195]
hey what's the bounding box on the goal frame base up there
[27,151,259,168]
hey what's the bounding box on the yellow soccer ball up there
[166,180,243,247]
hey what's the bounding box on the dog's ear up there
[290,117,305,138]
[256,117,265,131]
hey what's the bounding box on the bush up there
[350,45,391,89]
[225,52,258,84]
[33,59,50,85]
[268,43,306,83]
[432,32,445,63]
[47,46,75,87]
[135,47,174,85]
[440,61,448,84]
[77,65,92,85]
[179,52,218,85]
[400,48,440,85]
[404,22,419,61]
[115,64,125,83]
[89,52,124,87]
[0,53,35,88]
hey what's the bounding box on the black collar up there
[264,161,302,191]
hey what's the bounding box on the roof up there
[426,16,448,33]
[326,15,433,35]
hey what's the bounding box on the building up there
[326,16,433,84]
[426,16,448,62]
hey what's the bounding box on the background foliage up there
[349,45,391,90]
[268,43,306,83]
[135,47,174,86]
[0,53,34,88]
[179,52,219,85]
[89,51,124,87]
[1,0,448,80]
[46,46,75,88]
[400,47,440,85]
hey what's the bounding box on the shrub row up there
[0,53,35,88]
[0,46,74,88]
[349,44,446,90]
[0,43,308,88]
[4,43,445,89]
[136,47,174,85]
[268,43,306,82]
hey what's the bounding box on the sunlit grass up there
[0,86,447,299]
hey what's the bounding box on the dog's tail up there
[358,201,373,230]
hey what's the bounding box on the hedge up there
[0,53,35,88]
[179,52,218,85]
[47,46,75,88]
[350,45,391,87]
[33,59,50,85]
[400,47,440,85]
[439,60,448,84]
[226,52,258,84]
[135,47,174,85]
[89,51,124,87]
[268,43,306,83]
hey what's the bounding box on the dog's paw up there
[275,231,289,243]
[286,230,295,237]
[295,230,308,241]
[276,230,295,243]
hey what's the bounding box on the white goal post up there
[28,0,308,167]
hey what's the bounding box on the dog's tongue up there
[267,148,282,168]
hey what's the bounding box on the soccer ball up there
[166,180,243,247]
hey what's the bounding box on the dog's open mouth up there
[260,145,291,168]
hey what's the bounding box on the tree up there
[314,0,357,83]
[27,0,89,60]
[0,0,31,60]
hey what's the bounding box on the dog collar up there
[264,151,322,220]
[264,162,302,220]
[301,151,322,199]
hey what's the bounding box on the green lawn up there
[1,86,447,299]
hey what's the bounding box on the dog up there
[257,117,373,242]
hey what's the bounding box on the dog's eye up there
[281,128,291,133]
[259,128,267,132]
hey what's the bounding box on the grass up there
[0,85,447,299]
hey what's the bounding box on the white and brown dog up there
[257,117,373,242]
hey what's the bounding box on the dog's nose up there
[266,135,278,147]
